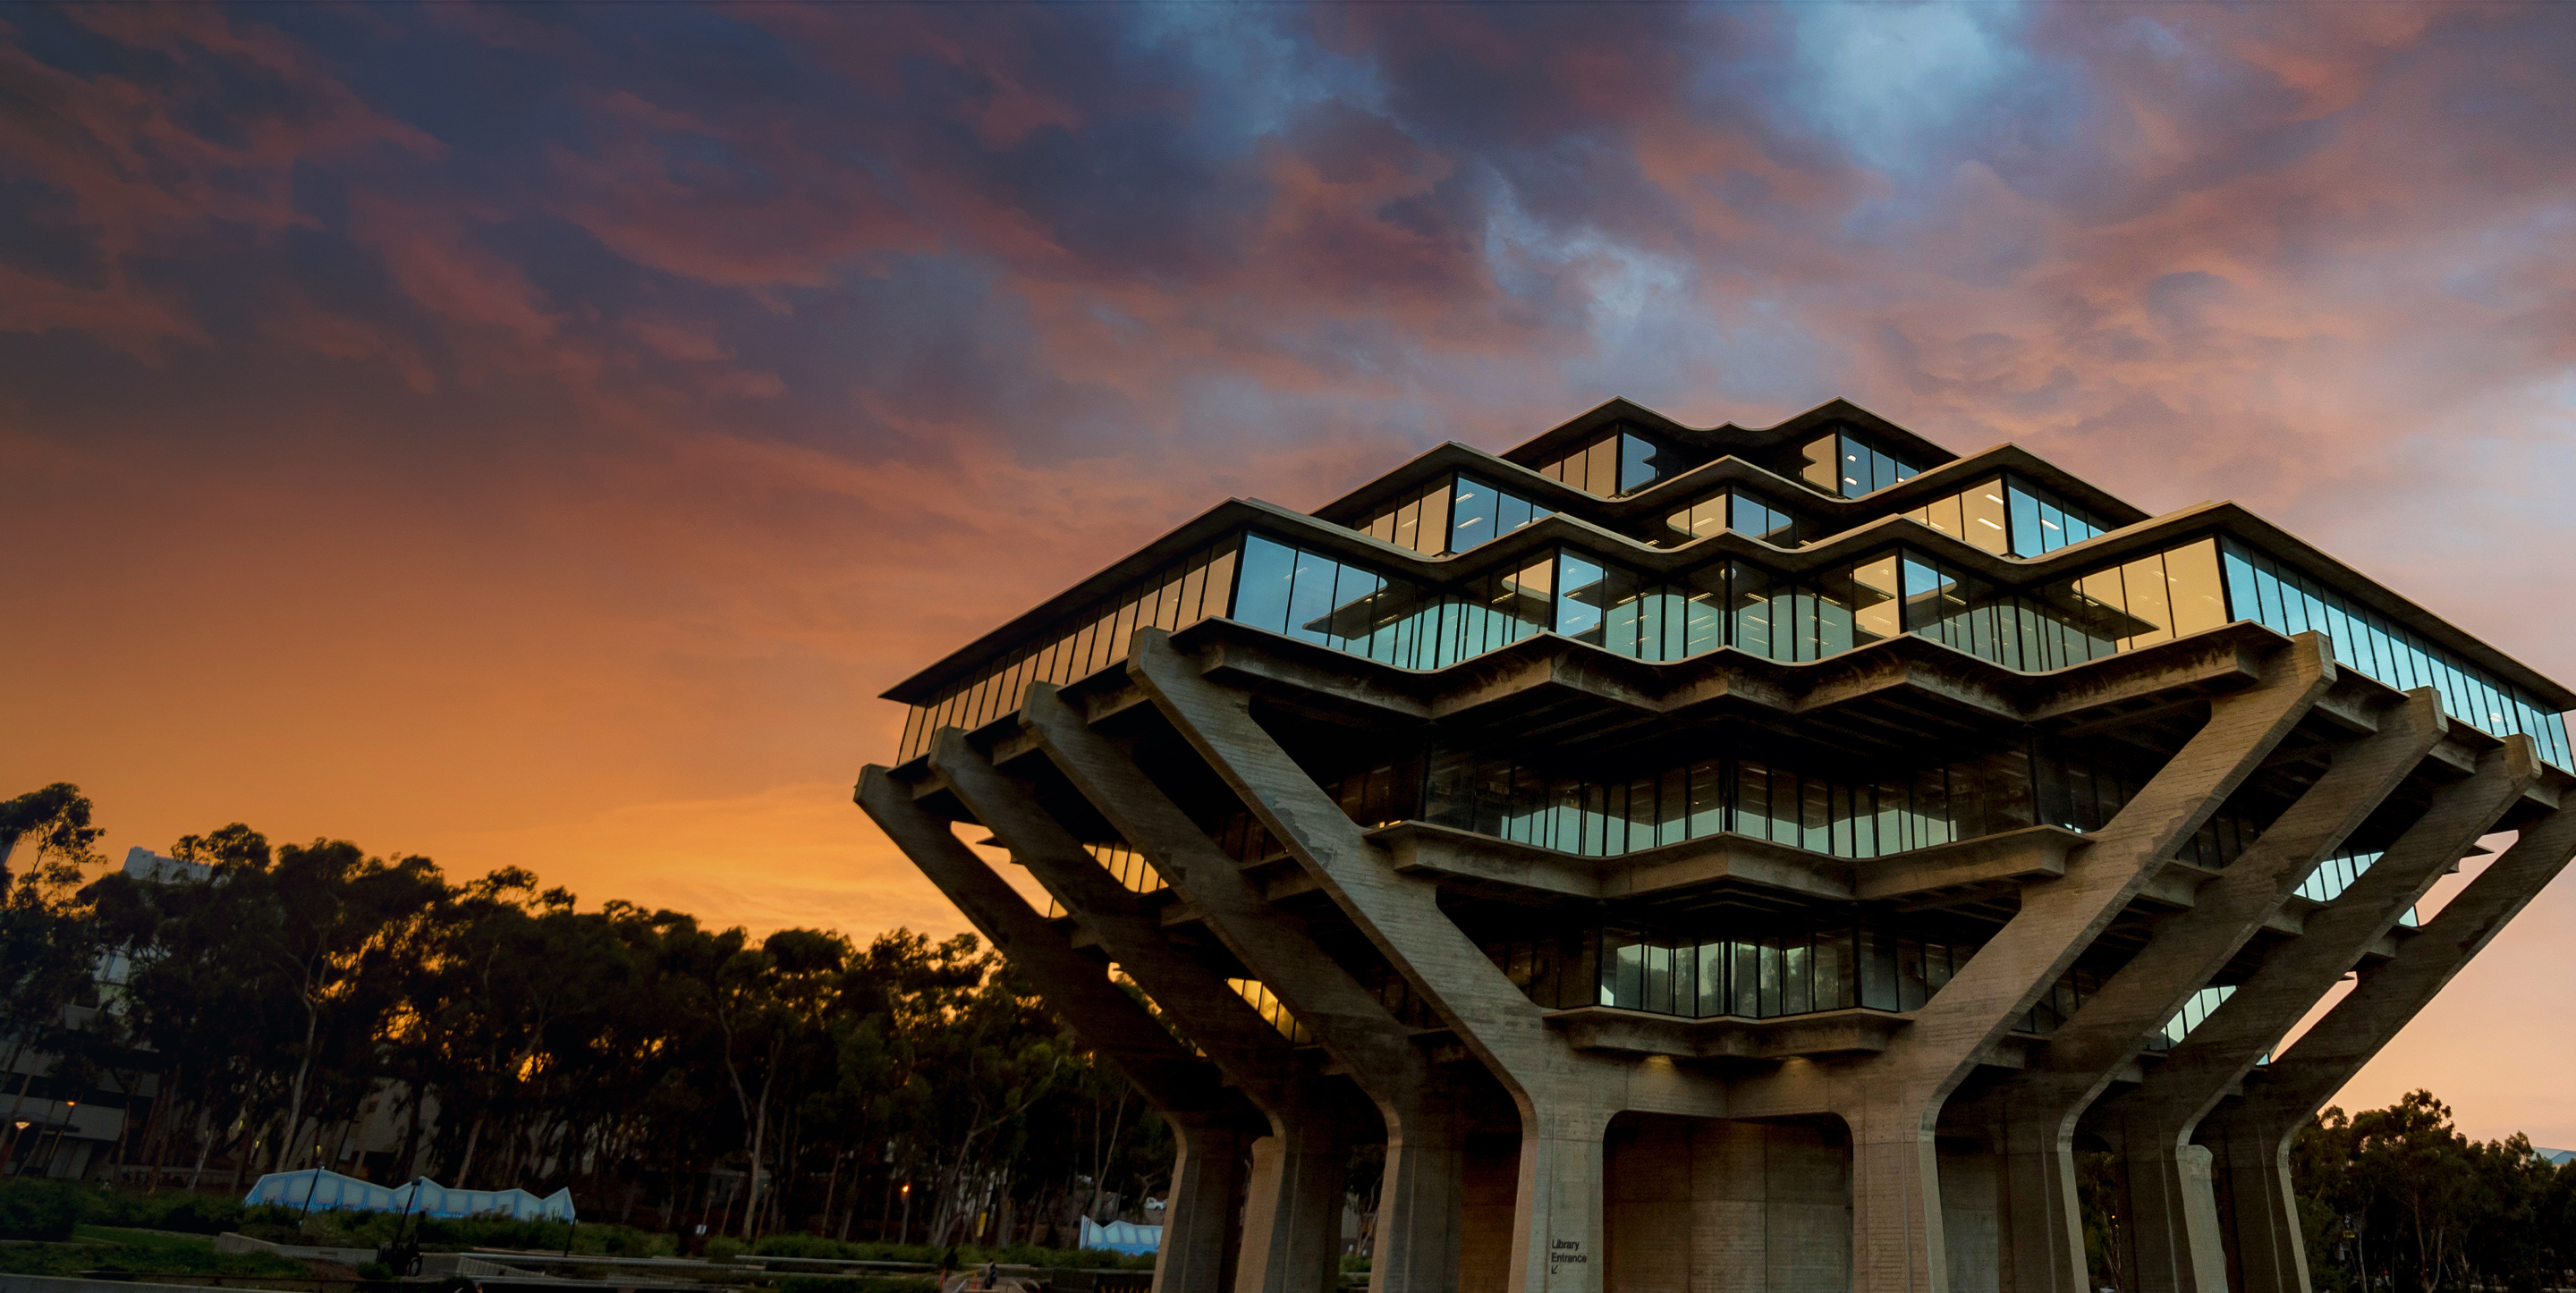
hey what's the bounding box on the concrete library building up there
[859,399,2576,1293]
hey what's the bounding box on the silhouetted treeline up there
[0,783,1174,1247]
[2281,1089,2576,1292]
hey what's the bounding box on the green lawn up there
[0,1226,318,1279]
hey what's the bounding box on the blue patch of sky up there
[1113,5,1387,148]
[1778,2,2039,176]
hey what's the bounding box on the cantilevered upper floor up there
[884,398,2576,771]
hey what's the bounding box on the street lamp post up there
[1,1120,28,1179]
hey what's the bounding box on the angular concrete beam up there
[2126,735,2534,1131]
[928,731,1357,1293]
[857,765,1258,1293]
[1019,684,1464,1293]
[1977,688,2443,1293]
[2207,799,2576,1293]
[1129,630,1665,1293]
[1548,1006,1908,1061]
[2104,735,2537,1293]
[1730,633,2330,1292]
[930,730,1304,1084]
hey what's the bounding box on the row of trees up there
[16,781,2576,1281]
[0,783,1173,1246]
[2290,1089,2576,1292]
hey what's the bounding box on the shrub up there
[0,1180,82,1241]
[775,1278,936,1293]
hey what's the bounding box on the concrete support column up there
[2196,1106,2305,1293]
[1844,1089,1948,1293]
[1982,683,2442,1293]
[928,731,1350,1293]
[856,766,1263,1293]
[2106,737,2538,1293]
[1373,1093,1466,1293]
[1508,1101,1607,1293]
[1019,683,1462,1293]
[1171,1113,1259,1293]
[1746,634,2328,1293]
[1125,631,1640,1293]
[1235,1094,1352,1293]
[2204,799,2576,1293]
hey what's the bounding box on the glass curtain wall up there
[906,526,2570,772]
[1801,427,1923,498]
[1480,919,2110,1033]
[2293,849,2420,928]
[897,537,1241,761]
[1898,473,2110,558]
[1354,472,1554,556]
[1540,427,1677,497]
[2220,538,2572,767]
[1660,488,1805,547]
[1424,742,2263,866]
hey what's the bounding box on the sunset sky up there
[6,2,2576,1141]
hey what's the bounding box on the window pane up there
[1732,562,1778,658]
[1393,498,1421,554]
[1620,433,1659,494]
[1453,476,1500,551]
[1853,555,1902,642]
[1962,478,2009,554]
[2007,482,2044,558]
[1585,435,1620,497]
[1417,484,1453,554]
[2119,554,2174,647]
[1235,535,1297,632]
[1801,434,1839,493]
[2164,539,2226,637]
[1557,552,1609,644]
[1284,549,1338,645]
[1203,543,1239,620]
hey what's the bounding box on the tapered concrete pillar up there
[1233,1097,1353,1293]
[857,766,1260,1293]
[928,731,1353,1293]
[2205,799,2576,1292]
[1372,1094,1467,1293]
[2106,736,2538,1293]
[1774,633,2329,1292]
[1125,631,1636,1293]
[1140,629,2328,1293]
[1020,683,1464,1293]
[1981,684,2444,1293]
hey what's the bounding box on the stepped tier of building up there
[859,398,2576,1293]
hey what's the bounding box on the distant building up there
[862,398,2576,1293]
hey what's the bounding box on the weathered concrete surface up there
[1135,627,2332,1293]
[1019,683,1467,1293]
[2203,798,2576,1293]
[1978,684,2443,1293]
[928,733,1353,1293]
[2105,735,2538,1293]
[1733,633,2328,1291]
[1602,1117,1853,1293]
[857,767,1259,1293]
[1131,630,1697,1293]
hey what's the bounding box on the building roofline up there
[1309,437,2151,532]
[882,398,2575,712]
[1496,396,1963,477]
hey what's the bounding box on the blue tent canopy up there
[1078,1216,1160,1255]
[244,1169,574,1221]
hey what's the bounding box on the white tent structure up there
[1078,1216,1160,1255]
[243,1169,574,1221]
